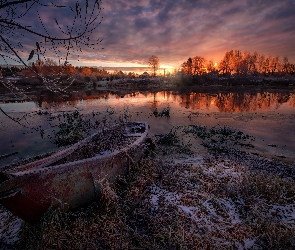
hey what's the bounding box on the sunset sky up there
[77,0,295,68]
[2,0,295,69]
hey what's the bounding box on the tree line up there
[0,58,142,86]
[181,50,295,77]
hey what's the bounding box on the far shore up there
[1,75,295,103]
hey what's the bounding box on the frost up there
[178,205,199,219]
[97,150,112,155]
[244,238,257,249]
[144,152,295,248]
[149,184,181,212]
[0,206,23,247]
[268,204,295,225]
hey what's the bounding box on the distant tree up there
[64,64,76,75]
[181,56,206,75]
[257,54,266,74]
[182,49,294,79]
[192,56,206,75]
[33,59,45,74]
[97,68,109,79]
[206,60,215,73]
[90,67,98,73]
[181,57,192,75]
[127,72,136,78]
[219,50,233,75]
[81,67,93,76]
[45,58,58,67]
[269,55,279,74]
[113,70,125,79]
[148,55,160,76]
[219,50,258,75]
[263,57,270,74]
[248,51,258,74]
[282,57,294,74]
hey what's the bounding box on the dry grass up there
[15,130,295,249]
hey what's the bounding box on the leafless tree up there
[0,0,104,131]
[0,0,103,92]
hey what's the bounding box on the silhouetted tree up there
[181,57,192,75]
[206,60,215,73]
[219,50,233,75]
[148,55,160,76]
[192,56,206,75]
[181,56,206,75]
[282,57,294,74]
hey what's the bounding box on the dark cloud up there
[1,0,295,67]
[221,4,245,16]
[73,0,295,66]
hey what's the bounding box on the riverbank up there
[1,75,295,103]
[1,131,295,249]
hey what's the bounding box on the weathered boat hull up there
[0,122,148,224]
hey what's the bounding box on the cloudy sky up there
[2,0,295,69]
[98,0,295,68]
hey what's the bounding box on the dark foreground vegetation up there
[2,125,294,249]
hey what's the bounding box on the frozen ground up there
[1,146,295,249]
[0,206,22,249]
[141,152,295,249]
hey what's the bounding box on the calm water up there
[1,87,295,167]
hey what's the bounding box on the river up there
[0,85,295,167]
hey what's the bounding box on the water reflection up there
[1,87,295,167]
[179,92,295,112]
[31,89,295,113]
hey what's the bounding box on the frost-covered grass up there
[138,154,295,249]
[2,127,295,249]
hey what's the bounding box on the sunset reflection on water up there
[1,88,295,166]
[31,90,295,114]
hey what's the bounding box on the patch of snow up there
[235,238,257,250]
[244,238,257,249]
[97,150,112,155]
[268,204,295,225]
[150,194,160,212]
[149,184,181,213]
[218,198,242,224]
[202,199,218,217]
[178,205,199,220]
[0,205,23,248]
[145,153,295,248]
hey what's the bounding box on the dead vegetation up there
[6,127,295,249]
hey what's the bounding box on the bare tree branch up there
[0,0,32,10]
[0,0,103,92]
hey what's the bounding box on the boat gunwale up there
[6,122,149,177]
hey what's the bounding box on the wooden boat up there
[0,122,148,224]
